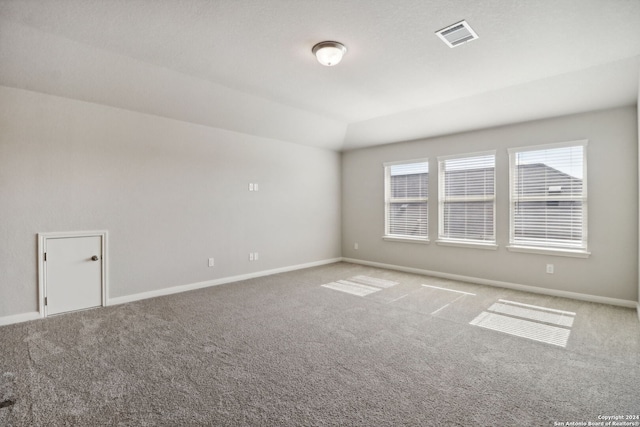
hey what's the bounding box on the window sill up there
[507,245,591,258]
[435,240,498,250]
[382,236,430,245]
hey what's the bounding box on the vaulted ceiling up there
[1,0,639,151]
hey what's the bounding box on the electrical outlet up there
[208,258,215,267]
[354,243,359,250]
[546,264,554,274]
[249,183,254,191]
[254,252,259,260]
[249,253,254,261]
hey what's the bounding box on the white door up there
[45,235,103,316]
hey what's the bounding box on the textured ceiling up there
[1,0,639,151]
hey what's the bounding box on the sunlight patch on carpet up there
[421,284,476,296]
[350,275,398,288]
[321,276,398,296]
[322,280,381,296]
[489,300,575,327]
[416,284,476,315]
[470,300,575,347]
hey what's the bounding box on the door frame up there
[37,230,109,318]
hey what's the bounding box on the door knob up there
[91,255,99,261]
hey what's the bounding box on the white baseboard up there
[108,257,342,306]
[0,311,41,327]
[342,257,637,308]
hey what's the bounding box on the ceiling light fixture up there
[312,41,347,66]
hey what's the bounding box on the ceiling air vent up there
[436,20,478,48]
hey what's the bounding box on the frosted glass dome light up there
[312,41,347,66]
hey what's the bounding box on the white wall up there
[0,86,342,318]
[342,107,639,302]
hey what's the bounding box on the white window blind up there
[438,152,495,243]
[384,160,429,239]
[509,141,587,250]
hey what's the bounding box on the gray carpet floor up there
[1,262,639,426]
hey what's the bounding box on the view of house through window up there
[438,152,496,244]
[383,143,587,253]
[384,160,429,240]
[509,141,587,251]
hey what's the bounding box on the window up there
[508,140,588,256]
[384,159,429,241]
[438,152,496,247]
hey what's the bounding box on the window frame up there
[383,158,430,243]
[436,150,497,249]
[507,140,590,258]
